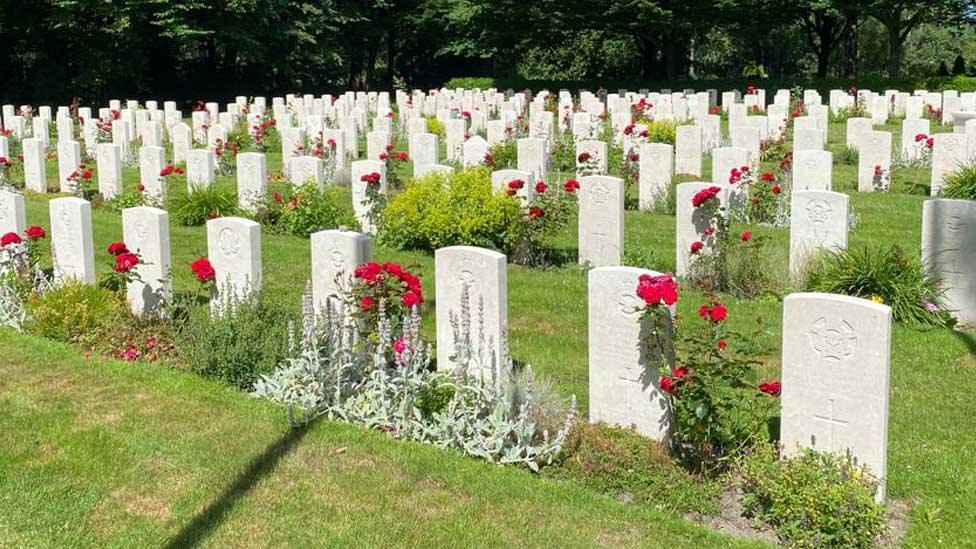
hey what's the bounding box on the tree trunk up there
[886,22,903,79]
[841,15,858,78]
[816,43,830,78]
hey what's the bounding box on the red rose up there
[623,124,634,136]
[137,184,146,192]
[671,366,690,379]
[577,152,591,163]
[535,181,548,194]
[771,184,782,195]
[393,338,407,354]
[385,144,395,152]
[564,179,580,193]
[327,139,336,149]
[629,153,639,162]
[379,153,389,161]
[690,241,704,254]
[691,186,721,208]
[717,340,727,350]
[160,165,174,177]
[761,172,775,182]
[759,380,782,397]
[25,226,45,239]
[273,192,284,204]
[191,257,216,283]
[914,133,926,143]
[1,232,22,247]
[107,241,129,256]
[741,230,752,242]
[360,172,382,186]
[114,252,140,273]
[383,262,404,278]
[699,305,711,318]
[397,152,408,161]
[709,302,728,322]
[82,170,93,180]
[528,207,544,219]
[354,262,383,282]
[926,138,934,149]
[359,296,375,310]
[484,153,494,165]
[402,290,422,308]
[659,376,677,394]
[636,273,678,306]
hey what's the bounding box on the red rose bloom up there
[114,252,140,273]
[107,241,129,256]
[359,296,375,310]
[137,184,146,192]
[771,184,782,194]
[671,366,690,380]
[741,230,752,242]
[690,241,704,254]
[383,262,404,278]
[360,172,382,186]
[379,153,388,161]
[508,179,525,191]
[717,340,727,350]
[354,262,383,282]
[1,232,22,247]
[397,152,408,161]
[528,207,544,219]
[577,152,592,163]
[191,258,216,283]
[564,179,580,193]
[709,302,728,322]
[659,376,676,394]
[759,380,782,397]
[761,172,775,182]
[402,290,422,308]
[699,305,711,318]
[25,226,45,240]
[636,273,679,306]
[629,153,639,162]
[691,186,721,208]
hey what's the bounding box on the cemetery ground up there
[1,114,975,547]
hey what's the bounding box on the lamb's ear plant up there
[254,282,576,472]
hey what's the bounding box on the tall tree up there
[860,0,971,78]
[798,1,849,77]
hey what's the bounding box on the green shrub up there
[489,139,517,169]
[380,168,525,253]
[636,118,678,145]
[26,283,120,345]
[738,442,886,548]
[838,145,859,166]
[425,116,445,138]
[443,77,496,89]
[179,291,295,389]
[804,244,952,325]
[275,184,357,237]
[940,163,976,199]
[102,188,150,213]
[544,422,721,515]
[171,186,240,226]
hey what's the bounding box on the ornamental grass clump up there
[804,244,952,326]
[940,162,976,199]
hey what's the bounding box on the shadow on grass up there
[163,422,314,548]
[953,328,976,358]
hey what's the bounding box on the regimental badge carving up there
[589,179,611,205]
[455,256,476,287]
[133,220,149,244]
[945,137,960,152]
[808,317,857,362]
[946,216,964,232]
[328,247,346,274]
[218,227,241,258]
[805,198,834,243]
[616,282,643,318]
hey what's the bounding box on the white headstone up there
[206,217,262,306]
[237,152,267,213]
[517,138,548,182]
[57,140,82,193]
[792,150,833,191]
[186,149,215,190]
[95,143,123,199]
[290,155,324,186]
[22,138,47,194]
[490,169,535,203]
[638,143,673,210]
[139,146,167,203]
[588,266,673,440]
[409,132,439,170]
[922,199,976,326]
[435,246,508,376]
[50,197,95,284]
[857,131,892,192]
[122,207,171,316]
[674,125,702,176]
[310,229,372,313]
[351,160,386,234]
[930,133,967,196]
[0,190,26,236]
[780,293,892,502]
[789,190,848,275]
[578,175,624,267]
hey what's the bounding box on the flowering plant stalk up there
[347,262,424,345]
[636,286,778,469]
[379,143,408,189]
[98,241,143,293]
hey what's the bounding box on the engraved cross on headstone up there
[812,398,848,450]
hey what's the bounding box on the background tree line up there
[0,0,973,104]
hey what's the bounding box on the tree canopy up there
[0,0,973,103]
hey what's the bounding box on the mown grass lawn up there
[2,115,975,546]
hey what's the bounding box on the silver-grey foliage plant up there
[254,282,576,472]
